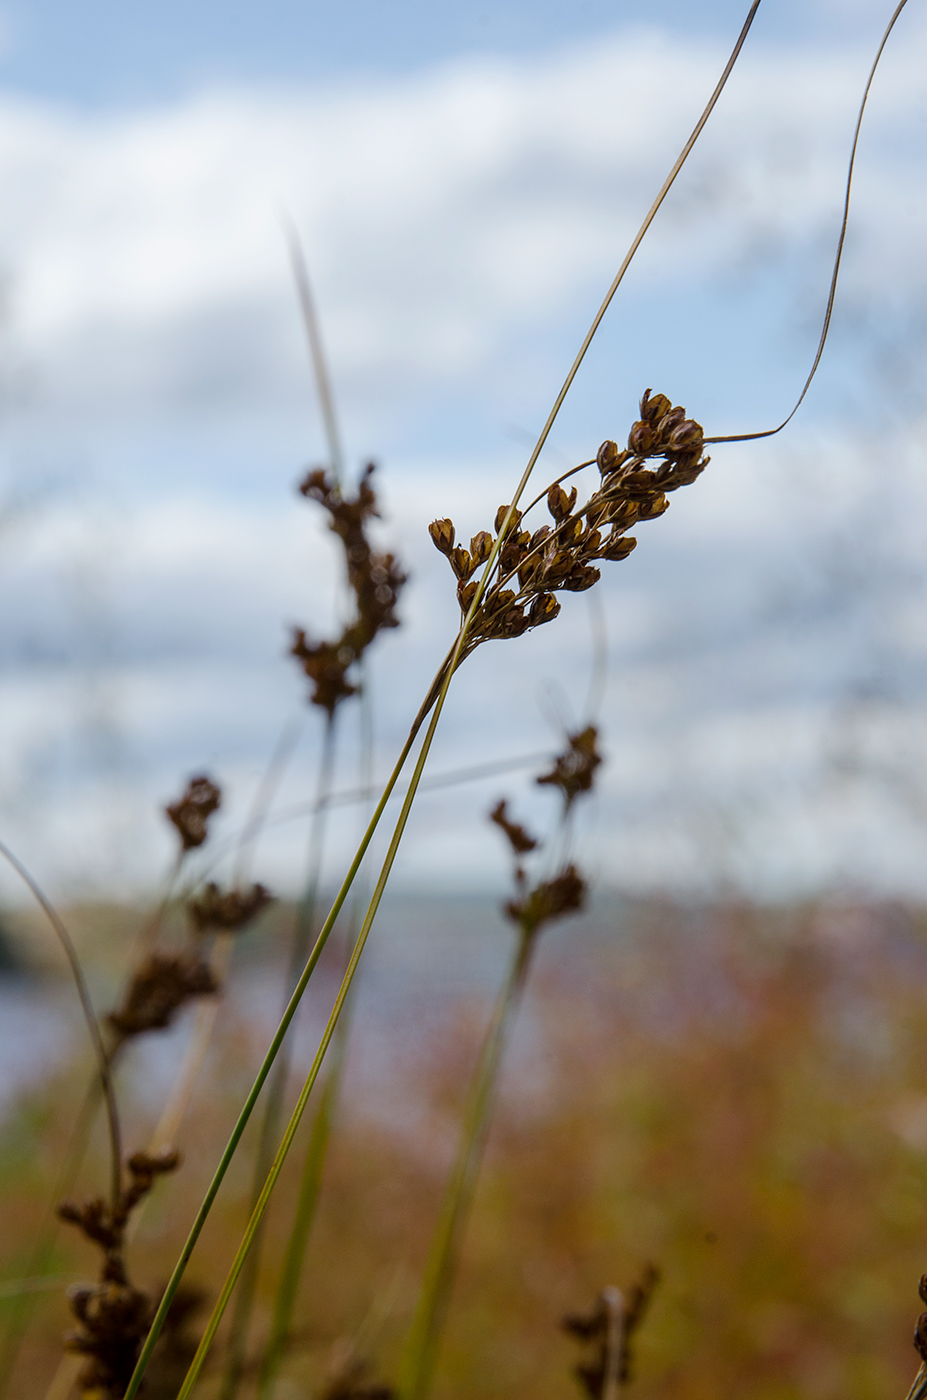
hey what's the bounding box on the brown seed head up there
[494,502,522,535]
[187,881,274,934]
[537,726,603,810]
[469,530,493,565]
[596,439,620,473]
[639,389,672,425]
[548,483,577,521]
[450,545,475,580]
[165,775,221,852]
[428,517,456,555]
[107,952,219,1040]
[506,864,585,940]
[490,799,539,856]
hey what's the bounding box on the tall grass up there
[0,1,919,1397]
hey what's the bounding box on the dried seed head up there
[494,503,522,535]
[506,864,585,940]
[469,530,493,565]
[627,420,653,456]
[127,1147,181,1179]
[428,517,456,555]
[450,545,475,580]
[490,799,539,856]
[528,592,560,627]
[600,535,637,562]
[107,952,219,1040]
[639,389,672,425]
[187,881,274,934]
[537,726,602,810]
[165,775,221,852]
[439,391,705,660]
[457,579,478,612]
[291,631,357,715]
[562,563,601,593]
[547,483,577,521]
[638,494,669,521]
[293,463,406,714]
[596,440,620,473]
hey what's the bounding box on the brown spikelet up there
[165,775,221,852]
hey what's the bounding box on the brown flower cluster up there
[505,864,585,942]
[165,774,221,852]
[187,880,274,934]
[429,390,706,653]
[490,726,605,949]
[291,463,407,714]
[107,951,218,1040]
[563,1267,660,1396]
[537,725,602,811]
[58,1149,182,1398]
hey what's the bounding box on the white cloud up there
[0,20,926,900]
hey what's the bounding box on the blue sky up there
[0,0,925,901]
[0,0,883,106]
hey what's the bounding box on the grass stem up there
[396,931,533,1400]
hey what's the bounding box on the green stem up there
[259,671,374,1399]
[172,607,482,1399]
[396,931,533,1400]
[121,715,420,1400]
[218,713,339,1400]
[257,978,354,1397]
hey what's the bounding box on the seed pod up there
[470,530,493,565]
[457,579,478,612]
[607,500,639,529]
[667,419,704,455]
[657,406,686,443]
[638,494,669,521]
[596,440,620,473]
[640,389,672,425]
[518,556,541,590]
[600,535,637,562]
[494,503,522,535]
[501,605,530,638]
[547,483,577,521]
[450,546,475,580]
[563,564,601,593]
[628,420,653,456]
[528,592,560,627]
[428,518,456,556]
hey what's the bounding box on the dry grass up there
[4,898,927,1399]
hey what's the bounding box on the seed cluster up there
[58,1149,181,1399]
[107,951,218,1040]
[292,463,407,715]
[187,880,274,934]
[537,725,602,812]
[165,774,221,852]
[490,726,606,950]
[562,1266,660,1397]
[430,391,706,655]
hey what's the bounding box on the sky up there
[0,0,925,903]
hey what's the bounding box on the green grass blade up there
[121,719,419,1400]
[219,714,339,1400]
[396,935,532,1400]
